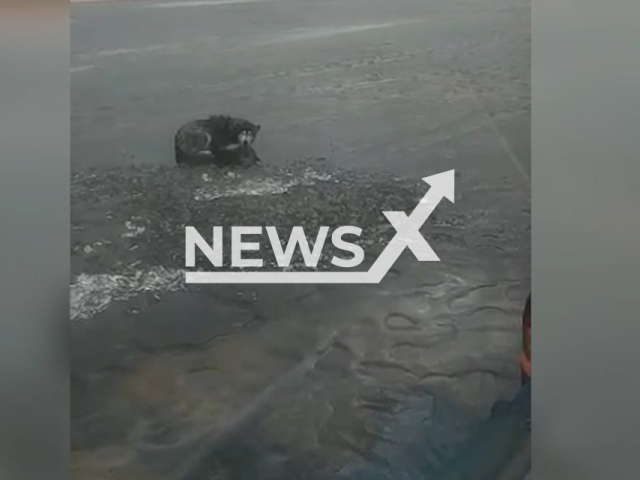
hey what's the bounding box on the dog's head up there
[236,122,261,146]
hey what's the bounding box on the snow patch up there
[193,170,333,202]
[70,267,185,321]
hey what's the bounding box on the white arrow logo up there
[186,169,455,284]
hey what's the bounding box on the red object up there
[520,294,531,381]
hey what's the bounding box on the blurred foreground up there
[71,162,530,479]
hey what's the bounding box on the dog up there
[174,115,262,167]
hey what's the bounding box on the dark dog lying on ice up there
[174,115,262,167]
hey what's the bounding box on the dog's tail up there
[174,135,185,164]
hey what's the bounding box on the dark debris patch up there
[72,160,527,277]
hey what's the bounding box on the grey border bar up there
[534,1,640,479]
[0,7,70,480]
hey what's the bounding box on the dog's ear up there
[255,124,261,132]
